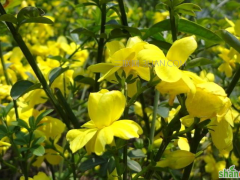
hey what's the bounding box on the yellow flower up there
[204,155,226,180]
[200,70,215,82]
[186,82,231,121]
[138,36,197,105]
[153,11,169,24]
[20,172,50,180]
[0,137,11,155]
[156,150,195,169]
[66,89,143,155]
[88,37,150,97]
[217,48,236,77]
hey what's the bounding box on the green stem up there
[0,41,11,85]
[114,154,123,180]
[169,6,177,42]
[132,164,153,180]
[226,66,240,97]
[55,88,79,128]
[139,93,150,135]
[123,82,128,180]
[149,90,160,144]
[117,0,128,26]
[94,3,106,91]
[71,153,77,180]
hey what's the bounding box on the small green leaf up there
[48,67,69,86]
[17,119,29,130]
[0,14,17,24]
[173,0,184,6]
[71,28,96,38]
[35,109,53,125]
[74,75,95,87]
[33,145,45,156]
[157,105,169,118]
[221,30,240,54]
[128,149,146,158]
[175,3,201,12]
[28,116,35,129]
[148,40,172,51]
[79,156,107,172]
[10,80,41,100]
[0,125,8,137]
[175,9,196,16]
[127,160,142,172]
[32,136,46,146]
[144,19,222,43]
[19,17,53,25]
[186,57,214,69]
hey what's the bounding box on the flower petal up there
[94,126,114,155]
[126,36,143,48]
[66,129,98,153]
[167,36,197,67]
[106,41,125,56]
[88,90,126,128]
[111,120,143,139]
[154,60,182,82]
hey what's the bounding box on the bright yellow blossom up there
[20,172,50,180]
[156,150,195,169]
[186,82,231,121]
[138,36,197,105]
[66,89,143,155]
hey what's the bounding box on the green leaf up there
[148,40,172,51]
[185,57,214,69]
[17,119,29,130]
[175,3,201,12]
[33,145,45,156]
[10,80,41,100]
[74,75,95,87]
[71,28,96,38]
[128,149,146,158]
[28,116,35,129]
[178,19,222,42]
[107,157,115,174]
[79,156,107,172]
[76,2,98,8]
[48,67,69,86]
[0,14,17,24]
[19,17,53,25]
[32,136,46,146]
[0,125,8,138]
[175,9,196,16]
[173,0,184,6]
[221,30,240,54]
[144,19,222,43]
[35,109,53,125]
[127,160,142,172]
[157,105,169,118]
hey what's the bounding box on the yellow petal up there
[106,41,125,56]
[210,119,233,151]
[66,129,98,153]
[157,150,195,169]
[98,66,121,82]
[88,90,126,128]
[82,120,96,129]
[111,120,143,139]
[167,36,197,67]
[154,60,182,82]
[178,137,190,151]
[94,126,114,155]
[133,66,150,81]
[88,63,116,74]
[137,44,167,65]
[126,36,143,48]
